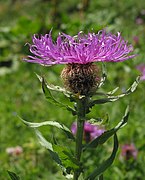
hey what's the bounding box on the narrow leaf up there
[86,134,118,179]
[7,171,20,180]
[34,129,53,151]
[53,145,79,170]
[42,77,76,115]
[90,76,140,107]
[98,63,107,88]
[20,118,75,140]
[94,87,119,97]
[36,73,72,97]
[35,129,78,171]
[83,106,129,150]
[34,129,62,166]
[107,87,119,95]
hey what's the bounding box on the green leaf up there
[7,171,20,180]
[93,87,119,97]
[85,134,118,180]
[34,129,53,151]
[53,145,79,170]
[41,77,76,115]
[87,114,109,125]
[36,73,72,97]
[90,76,140,107]
[83,106,129,150]
[87,118,103,125]
[107,87,119,95]
[34,129,78,171]
[78,173,84,180]
[20,118,75,140]
[98,63,107,88]
[34,129,64,168]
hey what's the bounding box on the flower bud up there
[61,63,100,95]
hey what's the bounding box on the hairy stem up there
[74,97,88,180]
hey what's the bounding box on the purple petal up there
[24,30,137,66]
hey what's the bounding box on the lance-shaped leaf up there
[53,145,79,170]
[35,128,53,151]
[41,77,76,115]
[98,63,107,88]
[90,76,140,107]
[83,106,129,150]
[36,73,72,98]
[21,120,77,175]
[35,129,79,172]
[7,171,20,180]
[85,134,118,180]
[94,87,119,98]
[107,87,119,95]
[34,129,63,167]
[20,118,75,140]
[87,113,109,125]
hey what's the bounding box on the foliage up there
[0,0,145,179]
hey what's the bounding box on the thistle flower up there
[6,146,23,156]
[71,122,105,143]
[24,30,136,95]
[121,143,138,160]
[136,64,145,80]
[136,17,144,25]
[25,30,136,65]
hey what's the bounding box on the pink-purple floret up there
[121,143,138,160]
[24,30,136,66]
[71,122,105,142]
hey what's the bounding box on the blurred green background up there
[0,0,145,179]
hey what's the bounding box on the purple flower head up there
[6,146,23,156]
[71,122,105,143]
[136,64,145,80]
[136,17,144,25]
[24,30,136,66]
[121,143,138,160]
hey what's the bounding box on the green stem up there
[74,97,88,180]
